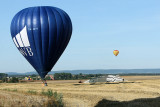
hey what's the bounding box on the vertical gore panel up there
[25,7,39,71]
[32,7,43,73]
[45,7,57,70]
[40,7,49,68]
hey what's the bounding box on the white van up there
[106,75,124,82]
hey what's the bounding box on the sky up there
[1,0,160,73]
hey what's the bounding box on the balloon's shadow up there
[95,97,160,107]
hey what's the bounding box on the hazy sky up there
[1,0,160,73]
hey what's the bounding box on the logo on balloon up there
[12,26,33,57]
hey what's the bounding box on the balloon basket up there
[42,79,48,86]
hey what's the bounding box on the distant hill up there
[5,69,160,76]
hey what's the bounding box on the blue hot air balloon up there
[10,6,72,79]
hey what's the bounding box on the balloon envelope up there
[113,50,119,56]
[10,6,72,79]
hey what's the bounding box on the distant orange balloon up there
[113,50,119,56]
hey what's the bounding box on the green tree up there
[0,73,8,80]
[9,77,19,83]
[54,73,72,80]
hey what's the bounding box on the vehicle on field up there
[106,75,124,82]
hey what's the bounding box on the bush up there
[9,77,19,83]
[41,89,64,106]
[12,89,18,92]
[3,88,11,91]
[41,89,53,98]
[43,98,59,107]
[0,73,8,80]
[53,92,63,106]
[27,90,37,95]
[2,77,7,83]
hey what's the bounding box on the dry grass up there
[0,76,160,107]
[0,88,62,107]
[0,91,47,107]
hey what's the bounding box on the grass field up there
[1,76,160,107]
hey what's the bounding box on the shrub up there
[41,89,53,98]
[12,89,18,92]
[43,98,58,107]
[27,90,37,95]
[9,77,19,83]
[53,92,63,106]
[41,89,64,106]
[41,89,46,96]
[3,88,11,91]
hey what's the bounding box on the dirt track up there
[1,76,160,107]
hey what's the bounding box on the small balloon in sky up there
[10,6,72,79]
[113,50,119,56]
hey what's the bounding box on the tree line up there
[52,73,160,80]
[1,72,160,82]
[0,73,19,83]
[53,73,103,80]
[0,73,8,79]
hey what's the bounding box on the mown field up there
[1,76,160,107]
